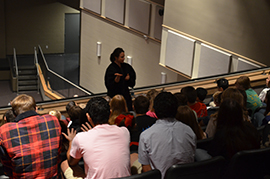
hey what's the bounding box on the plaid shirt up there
[0,110,61,179]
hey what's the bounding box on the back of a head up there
[67,106,82,121]
[49,110,61,121]
[235,76,251,90]
[221,88,244,107]
[133,95,150,114]
[146,89,159,109]
[176,105,197,128]
[66,101,76,112]
[154,92,178,119]
[174,92,188,107]
[110,95,128,114]
[176,105,204,140]
[85,97,110,125]
[217,78,229,91]
[11,94,36,116]
[217,98,243,127]
[196,87,207,102]
[181,86,197,104]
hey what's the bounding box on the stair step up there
[18,85,38,91]
[18,80,37,86]
[18,70,37,75]
[18,75,37,80]
[18,65,36,70]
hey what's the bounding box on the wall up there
[80,11,182,94]
[4,0,79,55]
[164,0,270,66]
[0,0,6,58]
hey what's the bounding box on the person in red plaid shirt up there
[0,94,61,178]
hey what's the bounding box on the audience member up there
[235,76,262,116]
[196,87,208,103]
[209,91,222,107]
[216,78,229,91]
[109,94,129,125]
[205,88,249,137]
[138,92,196,178]
[181,86,208,118]
[174,92,188,107]
[62,97,130,179]
[208,98,260,161]
[146,89,159,119]
[259,74,270,102]
[133,95,156,133]
[175,105,206,140]
[262,90,270,125]
[67,105,82,132]
[0,109,15,126]
[66,101,77,112]
[0,94,61,178]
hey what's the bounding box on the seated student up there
[205,88,249,138]
[0,94,61,178]
[175,105,206,140]
[62,97,131,179]
[208,98,260,161]
[133,95,156,133]
[181,86,208,118]
[259,74,270,102]
[67,106,82,132]
[196,87,208,104]
[217,78,229,92]
[174,92,188,107]
[262,90,270,125]
[138,92,196,178]
[109,94,129,125]
[235,76,262,116]
[1,109,15,126]
[146,89,159,119]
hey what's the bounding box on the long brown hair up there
[109,95,128,124]
[176,105,205,140]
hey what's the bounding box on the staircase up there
[17,65,38,92]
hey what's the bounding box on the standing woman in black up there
[105,47,136,111]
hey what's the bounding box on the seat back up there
[113,169,161,179]
[224,147,270,179]
[197,137,213,151]
[164,156,225,179]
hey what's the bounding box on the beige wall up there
[164,0,270,66]
[4,0,78,55]
[80,11,182,94]
[0,0,6,58]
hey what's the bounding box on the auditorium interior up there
[0,0,270,177]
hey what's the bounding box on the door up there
[65,13,80,53]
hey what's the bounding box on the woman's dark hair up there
[110,47,124,62]
[66,101,76,112]
[68,106,82,121]
[264,90,270,116]
[217,98,243,127]
[175,105,205,140]
[215,98,260,159]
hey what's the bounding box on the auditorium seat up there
[224,147,270,179]
[164,156,225,179]
[113,169,161,179]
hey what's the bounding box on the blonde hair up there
[49,110,61,120]
[146,89,159,112]
[109,95,128,124]
[11,94,36,116]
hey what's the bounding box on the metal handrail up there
[38,45,92,95]
[13,48,19,94]
[34,47,40,94]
